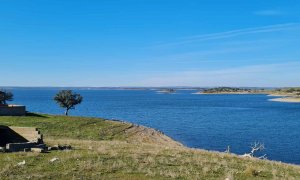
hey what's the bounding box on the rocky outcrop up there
[123,124,183,147]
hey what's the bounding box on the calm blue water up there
[11,89,300,164]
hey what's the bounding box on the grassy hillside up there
[1,114,300,179]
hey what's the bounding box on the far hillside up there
[271,88,300,95]
[196,87,300,103]
[201,87,256,94]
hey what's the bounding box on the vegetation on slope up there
[202,87,254,94]
[1,114,300,179]
[270,88,300,96]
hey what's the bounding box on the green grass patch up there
[0,113,131,141]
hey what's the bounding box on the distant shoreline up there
[192,87,300,103]
[193,92,300,103]
[193,92,264,95]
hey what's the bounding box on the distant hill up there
[200,87,258,94]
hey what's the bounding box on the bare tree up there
[224,145,230,154]
[241,142,267,159]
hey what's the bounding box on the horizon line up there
[1,86,298,89]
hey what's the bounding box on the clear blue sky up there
[1,0,300,87]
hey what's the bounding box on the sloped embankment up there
[1,114,300,179]
[123,123,182,147]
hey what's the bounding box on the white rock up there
[17,160,26,166]
[50,157,59,163]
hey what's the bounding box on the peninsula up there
[195,87,300,103]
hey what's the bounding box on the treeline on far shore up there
[201,87,300,95]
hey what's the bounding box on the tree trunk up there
[65,109,69,116]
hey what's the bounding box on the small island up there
[157,88,176,94]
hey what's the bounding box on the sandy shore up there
[267,93,295,97]
[269,97,300,103]
[193,92,300,103]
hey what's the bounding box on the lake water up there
[10,89,300,164]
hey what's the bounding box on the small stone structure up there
[0,105,26,116]
[0,125,45,152]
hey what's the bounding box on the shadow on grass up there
[26,112,49,118]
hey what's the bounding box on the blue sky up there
[0,0,300,87]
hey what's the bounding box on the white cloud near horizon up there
[138,62,300,87]
[2,62,299,87]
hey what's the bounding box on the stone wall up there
[9,126,43,143]
[0,126,28,146]
[0,105,26,116]
[0,125,44,152]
